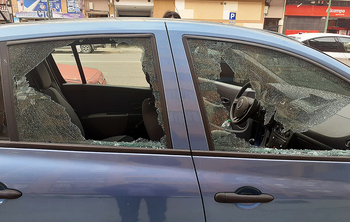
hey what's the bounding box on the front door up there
[167,26,350,222]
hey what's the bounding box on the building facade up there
[284,0,350,35]
[0,0,12,23]
[11,0,84,21]
[9,0,266,29]
[153,0,266,29]
[264,0,286,33]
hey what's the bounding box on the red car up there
[57,63,107,84]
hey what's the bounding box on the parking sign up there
[229,12,236,20]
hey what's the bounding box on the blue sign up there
[67,0,83,14]
[229,12,236,20]
[17,0,62,13]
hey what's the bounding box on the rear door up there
[0,22,204,222]
[167,23,350,222]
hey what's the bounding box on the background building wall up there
[154,0,174,18]
[85,0,110,17]
[264,0,285,33]
[86,0,109,12]
[62,0,67,13]
[153,0,264,28]
[109,0,113,16]
[265,0,284,18]
[7,0,265,28]
[11,0,17,15]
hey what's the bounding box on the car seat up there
[26,61,133,142]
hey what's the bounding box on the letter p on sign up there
[229,12,236,20]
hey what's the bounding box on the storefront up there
[85,0,112,18]
[284,1,350,35]
[114,0,153,17]
[0,0,12,23]
[264,0,286,33]
[13,0,83,21]
[9,0,266,28]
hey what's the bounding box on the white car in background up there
[54,44,106,53]
[289,33,350,66]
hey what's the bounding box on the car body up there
[57,63,107,84]
[289,33,350,65]
[0,19,350,221]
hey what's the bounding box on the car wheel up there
[80,44,94,53]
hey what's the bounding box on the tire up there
[80,44,94,53]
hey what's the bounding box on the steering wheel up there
[230,82,259,125]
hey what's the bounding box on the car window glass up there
[187,38,350,156]
[308,37,342,52]
[9,38,168,149]
[218,58,240,85]
[191,47,246,86]
[339,37,350,53]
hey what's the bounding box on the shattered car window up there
[187,38,350,156]
[9,38,166,149]
[10,41,86,144]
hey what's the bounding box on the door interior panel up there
[62,84,152,116]
[81,113,146,140]
[61,84,152,140]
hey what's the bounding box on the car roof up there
[289,32,350,41]
[1,18,350,79]
[0,18,293,44]
[0,18,165,41]
[0,18,300,57]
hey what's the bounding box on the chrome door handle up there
[214,192,274,203]
[0,189,22,199]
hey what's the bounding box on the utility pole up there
[6,0,13,22]
[46,0,51,19]
[324,0,332,33]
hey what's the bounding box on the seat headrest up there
[28,63,52,89]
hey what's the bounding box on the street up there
[52,45,149,87]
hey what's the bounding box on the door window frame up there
[0,34,178,152]
[182,35,350,161]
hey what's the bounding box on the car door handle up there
[215,192,274,203]
[0,189,22,199]
[221,97,231,105]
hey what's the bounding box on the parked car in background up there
[0,19,350,222]
[57,63,107,84]
[54,44,106,53]
[79,44,106,53]
[289,33,350,65]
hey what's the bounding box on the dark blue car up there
[0,18,350,221]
